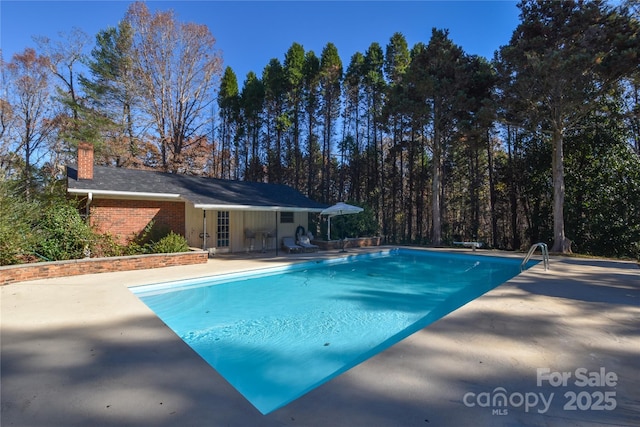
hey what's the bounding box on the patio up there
[1,248,639,426]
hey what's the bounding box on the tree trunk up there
[551,128,572,253]
[507,126,520,250]
[432,130,442,246]
[486,130,498,248]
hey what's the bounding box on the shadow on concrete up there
[514,258,640,306]
[2,253,639,427]
[1,314,267,427]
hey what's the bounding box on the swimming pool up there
[132,248,535,414]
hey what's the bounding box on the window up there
[217,211,229,247]
[280,212,294,223]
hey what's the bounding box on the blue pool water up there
[132,248,534,414]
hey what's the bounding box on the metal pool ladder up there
[521,243,549,272]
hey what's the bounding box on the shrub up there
[0,182,38,265]
[92,232,129,257]
[33,202,96,261]
[322,203,379,240]
[150,231,190,253]
[92,222,189,257]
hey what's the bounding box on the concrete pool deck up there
[1,248,639,427]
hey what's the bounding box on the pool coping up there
[2,247,639,426]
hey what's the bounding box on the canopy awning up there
[320,202,364,240]
[320,202,363,217]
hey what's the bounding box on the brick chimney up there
[77,142,94,180]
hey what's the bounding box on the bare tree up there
[125,2,223,172]
[34,27,90,120]
[0,52,16,176]
[5,48,56,197]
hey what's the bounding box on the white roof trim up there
[67,188,182,199]
[193,203,324,212]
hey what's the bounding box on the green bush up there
[565,117,640,259]
[0,182,98,264]
[149,231,190,253]
[90,222,189,257]
[124,221,156,255]
[0,182,38,265]
[33,202,96,261]
[91,232,130,257]
[321,203,379,240]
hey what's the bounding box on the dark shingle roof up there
[67,165,328,211]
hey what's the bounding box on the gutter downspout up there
[202,210,207,250]
[86,192,93,223]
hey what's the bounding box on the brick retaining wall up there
[311,237,382,250]
[0,251,208,286]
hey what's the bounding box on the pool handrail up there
[521,242,549,272]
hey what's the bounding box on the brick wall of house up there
[0,251,208,286]
[90,199,185,243]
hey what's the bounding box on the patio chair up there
[297,235,319,252]
[282,237,303,253]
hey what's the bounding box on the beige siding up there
[184,205,311,253]
[184,204,207,248]
[278,212,309,239]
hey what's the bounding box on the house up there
[67,143,327,253]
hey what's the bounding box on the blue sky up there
[1,1,521,85]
